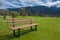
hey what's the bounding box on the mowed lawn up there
[0,16,60,40]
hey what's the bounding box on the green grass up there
[0,16,60,40]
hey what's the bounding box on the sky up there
[0,0,60,9]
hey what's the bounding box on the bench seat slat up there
[9,24,37,30]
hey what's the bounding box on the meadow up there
[0,16,60,40]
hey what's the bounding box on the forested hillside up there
[0,6,60,17]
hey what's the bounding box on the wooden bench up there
[6,18,38,37]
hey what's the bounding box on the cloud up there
[50,1,60,8]
[0,0,60,9]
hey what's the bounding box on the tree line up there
[0,6,60,19]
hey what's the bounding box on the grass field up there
[0,16,60,40]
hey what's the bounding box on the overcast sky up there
[0,0,60,9]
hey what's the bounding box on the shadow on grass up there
[21,29,35,35]
[0,34,14,40]
[0,29,36,40]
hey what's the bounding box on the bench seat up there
[9,24,37,30]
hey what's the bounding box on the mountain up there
[8,5,60,17]
[24,6,60,16]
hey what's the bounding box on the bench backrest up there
[6,18,33,27]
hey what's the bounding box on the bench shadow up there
[0,29,36,40]
[15,29,36,37]
[0,34,14,40]
[21,29,35,35]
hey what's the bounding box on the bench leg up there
[17,29,21,37]
[13,30,15,36]
[31,26,33,30]
[35,25,37,31]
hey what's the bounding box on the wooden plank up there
[7,20,31,25]
[7,23,13,27]
[7,22,31,26]
[6,20,30,22]
[6,18,31,20]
